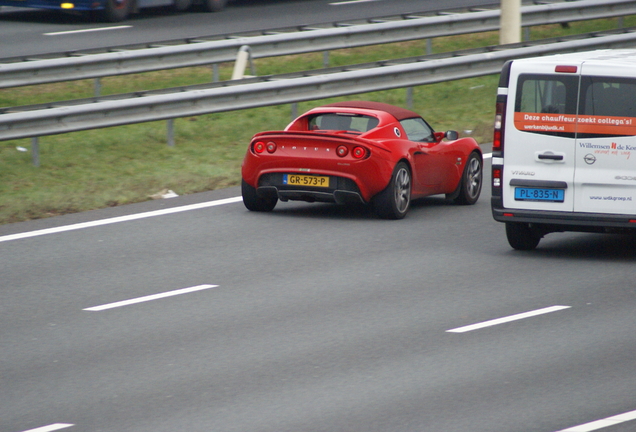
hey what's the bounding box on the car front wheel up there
[453,152,483,205]
[373,162,411,219]
[242,179,277,212]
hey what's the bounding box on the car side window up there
[399,117,434,142]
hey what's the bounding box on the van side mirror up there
[445,130,459,141]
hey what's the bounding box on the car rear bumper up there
[258,173,365,204]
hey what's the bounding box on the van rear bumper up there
[492,198,636,232]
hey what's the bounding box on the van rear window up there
[514,74,578,138]
[577,77,636,138]
[515,74,636,138]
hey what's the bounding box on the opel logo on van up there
[583,154,596,165]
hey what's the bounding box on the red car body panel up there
[241,101,481,205]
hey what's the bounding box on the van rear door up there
[503,61,581,212]
[573,63,636,214]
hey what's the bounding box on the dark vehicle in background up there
[0,0,228,21]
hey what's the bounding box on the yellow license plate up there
[284,174,330,187]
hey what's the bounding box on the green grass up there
[0,16,634,225]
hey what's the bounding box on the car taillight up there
[266,141,277,153]
[336,145,348,157]
[352,146,367,159]
[493,98,506,153]
[253,141,265,153]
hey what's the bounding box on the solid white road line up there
[21,424,74,432]
[554,409,636,432]
[0,196,243,244]
[330,0,379,5]
[446,305,571,333]
[44,26,131,36]
[83,284,218,311]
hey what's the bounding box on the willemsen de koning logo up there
[579,142,633,160]
[579,142,636,151]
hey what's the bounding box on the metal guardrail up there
[2,28,636,142]
[0,0,634,88]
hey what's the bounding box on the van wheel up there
[505,222,541,250]
[242,179,277,212]
[453,152,483,205]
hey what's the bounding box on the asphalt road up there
[3,157,636,432]
[0,0,505,58]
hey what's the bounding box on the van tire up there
[505,222,541,250]
[453,152,483,205]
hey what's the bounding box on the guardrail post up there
[167,119,175,147]
[291,103,298,121]
[426,39,433,55]
[323,51,330,68]
[231,45,256,80]
[500,0,521,44]
[212,64,220,82]
[31,137,40,167]
[406,87,414,109]
[94,78,102,97]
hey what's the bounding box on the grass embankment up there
[0,16,633,224]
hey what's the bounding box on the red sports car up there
[241,101,483,219]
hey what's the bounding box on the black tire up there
[202,0,227,12]
[373,162,411,219]
[505,222,541,250]
[173,0,192,11]
[242,179,277,212]
[453,152,483,205]
[96,0,131,22]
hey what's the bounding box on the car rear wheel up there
[242,179,277,212]
[505,222,541,250]
[453,152,483,205]
[373,162,411,219]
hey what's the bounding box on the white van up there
[491,50,636,250]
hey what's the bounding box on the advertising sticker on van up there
[514,113,636,136]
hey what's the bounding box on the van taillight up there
[493,168,502,188]
[555,65,577,73]
[493,100,505,152]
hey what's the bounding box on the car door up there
[502,60,581,212]
[401,117,454,194]
[573,62,636,214]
